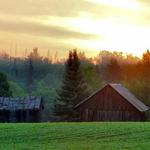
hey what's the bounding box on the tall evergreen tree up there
[0,72,12,96]
[27,58,34,94]
[12,59,18,77]
[143,50,150,66]
[55,50,89,119]
[141,50,150,79]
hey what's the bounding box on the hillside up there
[0,122,150,150]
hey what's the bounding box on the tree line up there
[0,48,150,120]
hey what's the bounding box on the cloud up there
[0,20,98,40]
[0,0,93,17]
[0,0,149,57]
[0,0,120,19]
[138,0,150,5]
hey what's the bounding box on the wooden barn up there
[75,84,149,121]
[0,96,44,122]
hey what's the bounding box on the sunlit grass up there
[0,122,149,150]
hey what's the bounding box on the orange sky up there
[0,0,150,58]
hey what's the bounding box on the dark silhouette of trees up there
[0,72,12,96]
[28,47,41,60]
[55,50,89,119]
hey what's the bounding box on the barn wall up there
[16,110,42,122]
[0,110,42,123]
[77,85,145,121]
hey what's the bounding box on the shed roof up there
[75,83,149,112]
[0,96,43,111]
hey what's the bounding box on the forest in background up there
[0,48,150,121]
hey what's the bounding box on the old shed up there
[0,96,44,122]
[75,84,149,121]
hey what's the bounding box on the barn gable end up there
[75,84,149,121]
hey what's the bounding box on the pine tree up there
[55,50,89,119]
[12,59,18,77]
[0,72,12,97]
[143,50,150,66]
[142,50,150,77]
[27,58,34,95]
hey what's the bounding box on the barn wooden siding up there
[0,96,44,122]
[75,84,149,121]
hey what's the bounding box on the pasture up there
[0,122,150,150]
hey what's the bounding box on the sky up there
[0,0,150,58]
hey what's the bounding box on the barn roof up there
[0,96,43,111]
[75,83,149,112]
[109,84,149,112]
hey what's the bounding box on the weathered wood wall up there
[77,85,145,121]
[0,110,41,123]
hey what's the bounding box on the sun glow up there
[0,0,148,58]
[42,14,150,57]
[31,0,147,58]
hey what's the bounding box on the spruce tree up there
[27,58,34,95]
[0,72,12,97]
[55,50,89,119]
[12,59,18,77]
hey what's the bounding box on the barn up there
[75,84,149,121]
[0,96,44,122]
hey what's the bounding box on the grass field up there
[0,122,150,150]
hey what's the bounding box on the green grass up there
[0,122,150,150]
